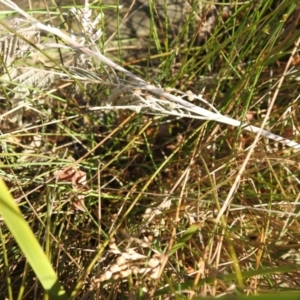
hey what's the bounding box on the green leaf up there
[169,224,199,255]
[0,177,68,299]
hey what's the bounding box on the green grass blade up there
[169,224,199,255]
[192,292,300,300]
[0,178,68,299]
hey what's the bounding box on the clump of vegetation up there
[0,0,300,299]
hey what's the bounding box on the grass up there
[0,0,300,299]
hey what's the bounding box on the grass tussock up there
[1,0,300,299]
